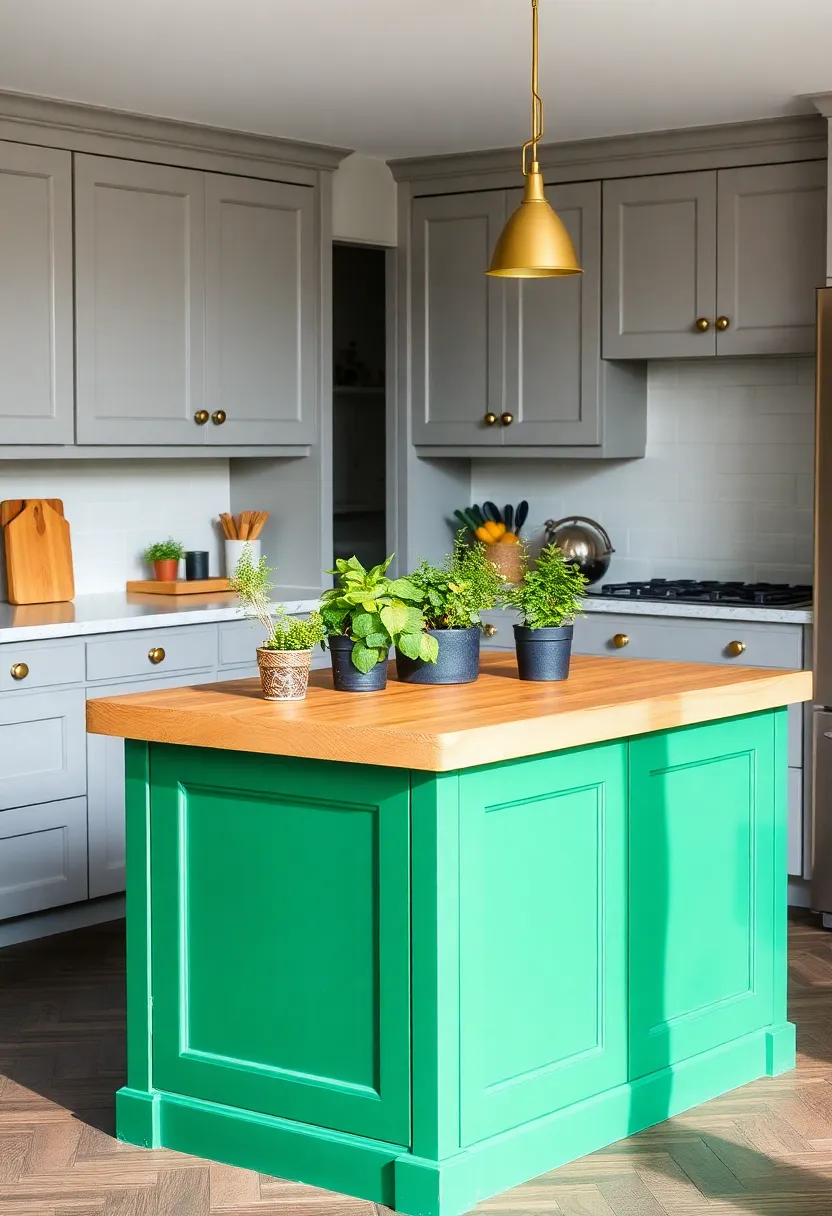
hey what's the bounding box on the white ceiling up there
[0,0,830,160]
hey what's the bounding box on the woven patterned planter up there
[257,648,313,701]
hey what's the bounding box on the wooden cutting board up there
[2,499,75,605]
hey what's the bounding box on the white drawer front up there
[572,613,803,670]
[86,625,217,683]
[0,689,86,810]
[0,797,88,920]
[0,639,85,692]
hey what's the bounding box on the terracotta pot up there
[257,647,313,701]
[153,559,179,581]
[486,541,527,585]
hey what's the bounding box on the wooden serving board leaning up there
[1,499,75,605]
[126,578,233,596]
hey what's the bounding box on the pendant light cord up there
[522,0,545,175]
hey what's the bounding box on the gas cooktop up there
[586,579,813,607]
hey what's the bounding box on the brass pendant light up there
[487,0,582,278]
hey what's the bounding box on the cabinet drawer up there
[218,620,261,668]
[0,639,85,691]
[573,612,803,670]
[0,797,87,920]
[86,626,217,683]
[0,689,86,811]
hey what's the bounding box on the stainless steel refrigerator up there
[812,287,832,919]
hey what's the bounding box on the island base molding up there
[117,1025,793,1216]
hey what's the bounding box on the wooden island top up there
[86,652,812,771]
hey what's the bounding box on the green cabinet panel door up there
[148,745,412,1145]
[458,744,628,1145]
[629,713,777,1080]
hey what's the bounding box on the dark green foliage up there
[407,535,506,631]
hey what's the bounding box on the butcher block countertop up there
[86,652,812,773]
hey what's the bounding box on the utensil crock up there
[225,539,261,577]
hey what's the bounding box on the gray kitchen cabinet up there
[205,174,316,445]
[715,161,828,357]
[603,161,826,360]
[411,190,506,447]
[0,140,74,445]
[0,798,88,919]
[0,689,86,811]
[74,154,207,445]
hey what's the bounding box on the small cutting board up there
[126,578,233,596]
[2,499,75,605]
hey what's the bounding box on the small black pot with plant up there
[396,536,505,685]
[320,555,436,692]
[502,542,587,681]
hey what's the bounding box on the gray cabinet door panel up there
[0,689,86,811]
[74,155,206,445]
[0,797,88,920]
[0,141,73,445]
[411,191,505,446]
[603,171,717,359]
[505,181,602,445]
[205,174,316,445]
[716,161,827,357]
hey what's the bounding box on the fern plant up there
[502,542,587,629]
[143,537,185,562]
[407,535,505,630]
[230,545,324,651]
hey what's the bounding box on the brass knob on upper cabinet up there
[211,410,227,425]
[695,318,711,332]
[483,413,498,426]
[148,647,166,665]
[10,662,29,680]
[716,316,730,331]
[612,633,629,649]
[726,640,746,657]
[483,623,497,637]
[500,412,514,427]
[194,410,209,425]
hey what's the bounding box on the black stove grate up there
[586,579,813,607]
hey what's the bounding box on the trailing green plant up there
[502,541,587,629]
[407,535,506,630]
[230,545,325,652]
[143,537,185,563]
[320,555,438,673]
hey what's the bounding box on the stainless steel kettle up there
[543,516,615,586]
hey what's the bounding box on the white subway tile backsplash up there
[472,356,815,584]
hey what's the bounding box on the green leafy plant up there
[143,537,185,563]
[230,545,325,652]
[320,555,438,673]
[407,535,506,630]
[502,541,587,628]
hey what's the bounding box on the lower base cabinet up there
[0,798,88,919]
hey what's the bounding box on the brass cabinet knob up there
[483,413,498,426]
[10,662,29,680]
[694,318,711,332]
[483,623,497,637]
[148,647,166,665]
[194,410,209,425]
[211,410,227,425]
[500,412,514,427]
[612,633,629,649]
[716,316,730,331]
[726,640,746,657]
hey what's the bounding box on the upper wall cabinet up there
[410,185,646,457]
[0,141,73,445]
[603,161,827,359]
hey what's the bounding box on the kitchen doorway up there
[332,242,387,568]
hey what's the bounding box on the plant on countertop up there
[320,555,438,671]
[407,535,506,630]
[230,546,325,651]
[143,537,185,563]
[502,541,587,628]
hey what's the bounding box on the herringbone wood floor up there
[1,916,832,1215]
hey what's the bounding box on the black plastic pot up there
[395,626,480,686]
[513,624,574,682]
[329,634,388,693]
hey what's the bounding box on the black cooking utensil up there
[483,501,503,524]
[454,510,474,533]
[470,504,486,526]
[515,500,529,532]
[504,504,514,533]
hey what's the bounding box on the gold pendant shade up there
[487,0,582,279]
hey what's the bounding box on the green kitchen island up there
[87,652,812,1216]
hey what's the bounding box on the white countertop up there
[583,596,812,625]
[0,589,323,645]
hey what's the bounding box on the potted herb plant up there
[142,537,185,581]
[502,541,587,681]
[397,536,505,685]
[320,555,436,692]
[230,546,325,701]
